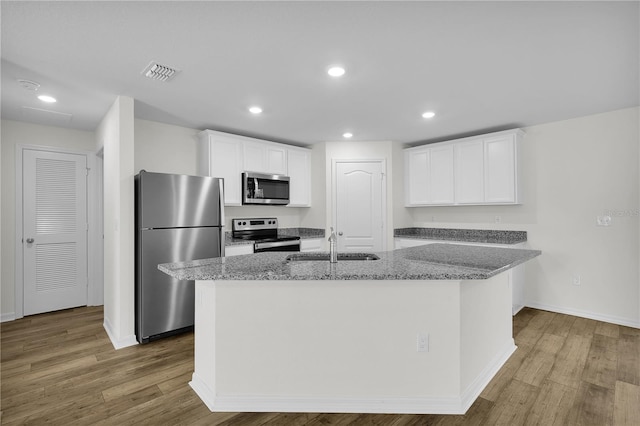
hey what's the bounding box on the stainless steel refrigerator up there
[135,171,224,344]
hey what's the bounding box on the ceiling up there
[2,1,638,146]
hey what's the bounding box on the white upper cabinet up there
[287,147,311,207]
[405,129,523,206]
[405,144,454,205]
[198,130,243,206]
[428,144,455,204]
[484,134,517,203]
[405,148,429,205]
[198,130,311,207]
[454,139,484,204]
[243,141,287,175]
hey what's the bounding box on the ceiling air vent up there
[141,61,180,82]
[18,79,41,91]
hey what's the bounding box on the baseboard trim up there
[460,340,517,412]
[1,312,16,323]
[192,392,466,415]
[103,317,138,350]
[526,302,640,329]
[189,344,517,415]
[189,373,218,412]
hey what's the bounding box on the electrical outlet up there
[494,215,501,224]
[572,274,581,286]
[417,332,429,352]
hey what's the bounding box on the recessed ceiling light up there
[248,106,263,114]
[38,95,57,103]
[328,66,346,77]
[422,111,436,119]
[343,132,353,139]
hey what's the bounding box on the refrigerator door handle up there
[219,178,225,257]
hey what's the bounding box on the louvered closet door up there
[23,149,88,316]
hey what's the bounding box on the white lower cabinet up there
[224,244,254,257]
[300,238,324,252]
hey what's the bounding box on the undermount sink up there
[285,252,380,262]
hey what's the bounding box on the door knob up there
[26,238,35,244]
[338,232,343,236]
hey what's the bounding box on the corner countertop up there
[394,227,527,245]
[159,243,541,281]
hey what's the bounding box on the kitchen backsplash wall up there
[224,206,302,230]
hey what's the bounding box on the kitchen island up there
[159,243,541,415]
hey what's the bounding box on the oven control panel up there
[232,218,278,232]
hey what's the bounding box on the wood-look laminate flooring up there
[1,306,639,425]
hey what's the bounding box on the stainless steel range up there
[232,218,301,252]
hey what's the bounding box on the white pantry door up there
[23,149,88,316]
[335,161,385,252]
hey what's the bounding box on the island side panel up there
[194,279,467,414]
[189,280,219,411]
[459,271,516,409]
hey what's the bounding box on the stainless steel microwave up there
[242,172,290,205]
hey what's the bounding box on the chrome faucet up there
[328,227,338,263]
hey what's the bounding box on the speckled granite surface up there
[225,228,325,246]
[394,228,527,244]
[159,243,541,281]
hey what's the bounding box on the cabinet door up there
[266,146,287,175]
[405,148,429,206]
[244,141,287,175]
[199,132,243,206]
[428,144,454,204]
[243,141,265,173]
[454,140,484,204]
[484,135,516,203]
[287,148,311,207]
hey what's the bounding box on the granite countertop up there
[394,228,527,245]
[159,243,541,281]
[226,227,325,246]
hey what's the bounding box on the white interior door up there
[23,149,88,316]
[334,161,385,252]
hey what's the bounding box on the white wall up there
[98,96,137,349]
[134,119,199,176]
[409,107,640,327]
[0,120,96,321]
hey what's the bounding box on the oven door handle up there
[254,240,301,250]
